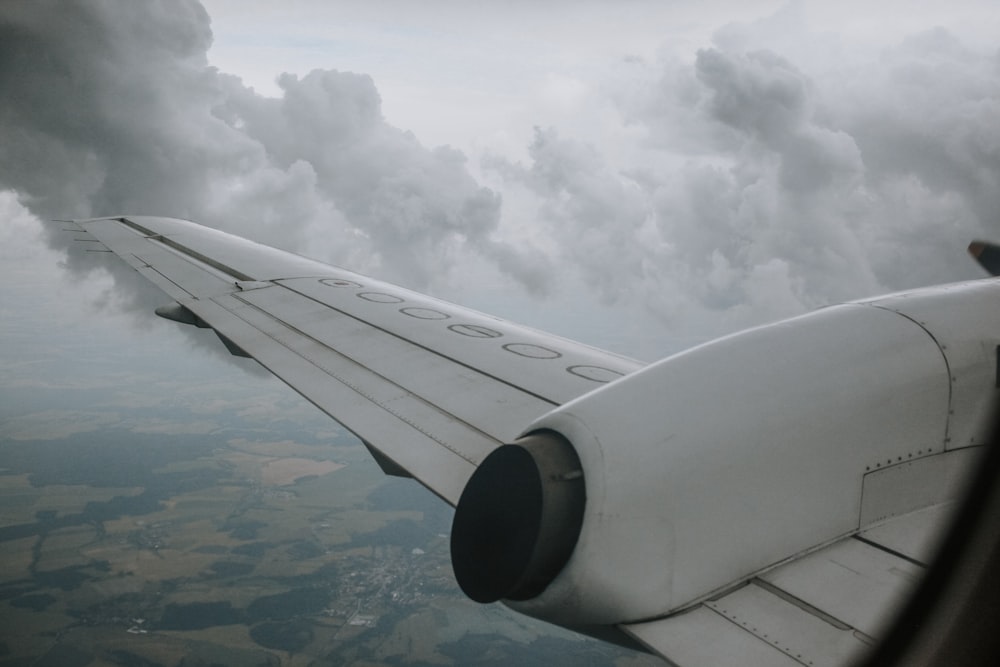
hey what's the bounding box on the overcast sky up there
[2,0,999,379]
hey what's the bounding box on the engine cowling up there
[450,280,1000,628]
[451,432,585,603]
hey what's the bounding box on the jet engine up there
[451,280,998,627]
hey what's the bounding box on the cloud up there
[0,0,528,297]
[484,127,653,305]
[1,1,998,356]
[484,12,998,341]
[211,68,508,285]
[0,1,214,219]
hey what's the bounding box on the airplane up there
[62,215,999,666]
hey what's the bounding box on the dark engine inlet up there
[450,431,586,602]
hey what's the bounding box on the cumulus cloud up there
[484,127,654,305]
[213,69,507,284]
[0,0,524,295]
[2,1,998,357]
[484,9,999,341]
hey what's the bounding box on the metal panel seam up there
[865,303,954,446]
[211,292,499,465]
[132,256,195,297]
[276,279,566,407]
[852,535,927,568]
[117,216,255,281]
[699,604,811,666]
[749,578,854,631]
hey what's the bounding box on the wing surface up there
[620,454,975,667]
[73,216,643,504]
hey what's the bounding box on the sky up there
[1,0,999,379]
[0,2,998,661]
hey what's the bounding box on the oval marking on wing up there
[400,307,450,320]
[566,365,625,383]
[503,343,562,359]
[449,324,503,338]
[358,292,404,304]
[320,278,362,288]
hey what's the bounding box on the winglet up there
[968,241,1000,277]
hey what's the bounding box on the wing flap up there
[232,284,558,442]
[132,248,238,298]
[82,218,239,300]
[707,581,872,665]
[180,293,482,503]
[624,606,805,667]
[759,536,922,638]
[622,493,959,666]
[858,502,954,563]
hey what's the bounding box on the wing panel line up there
[210,292,501,464]
[274,279,566,408]
[176,295,477,504]
[117,216,256,281]
[699,604,811,667]
[852,535,928,568]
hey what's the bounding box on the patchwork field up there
[0,423,658,666]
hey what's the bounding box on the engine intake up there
[451,431,586,603]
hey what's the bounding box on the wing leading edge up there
[72,216,643,504]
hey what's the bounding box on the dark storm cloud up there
[0,1,216,219]
[0,0,517,292]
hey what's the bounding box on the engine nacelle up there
[451,432,585,603]
[451,279,1000,627]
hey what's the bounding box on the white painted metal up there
[182,294,483,502]
[231,285,555,444]
[278,277,638,405]
[760,538,921,638]
[859,503,956,564]
[101,215,345,281]
[76,216,643,506]
[863,280,1000,449]
[511,301,960,625]
[624,606,804,667]
[621,491,967,667]
[704,582,870,667]
[859,446,980,526]
[81,218,231,300]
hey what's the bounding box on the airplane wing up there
[69,215,989,667]
[69,215,643,505]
